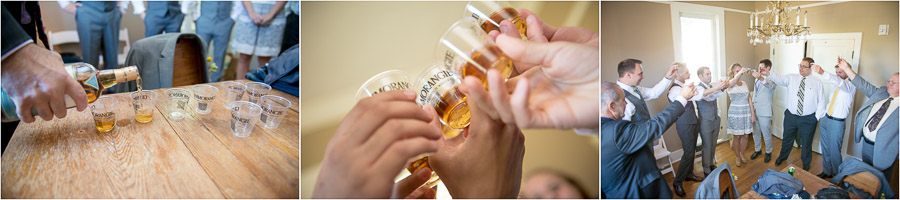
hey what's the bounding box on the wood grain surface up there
[2,80,299,198]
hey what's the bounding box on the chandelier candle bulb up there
[804,11,807,26]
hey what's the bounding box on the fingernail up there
[404,90,416,99]
[420,168,432,179]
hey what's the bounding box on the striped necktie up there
[866,97,894,132]
[797,77,806,115]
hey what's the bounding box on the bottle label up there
[1,88,20,121]
[83,73,100,91]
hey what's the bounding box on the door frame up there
[768,32,862,159]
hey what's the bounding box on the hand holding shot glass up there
[464,0,527,40]
[356,70,442,189]
[436,17,515,89]
[414,64,469,139]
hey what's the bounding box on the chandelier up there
[747,1,811,45]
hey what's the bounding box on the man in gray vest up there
[615,58,677,122]
[695,66,744,176]
[750,59,776,163]
[140,1,183,37]
[668,62,732,197]
[195,1,234,82]
[837,60,899,178]
[601,81,696,198]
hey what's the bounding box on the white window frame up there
[671,2,726,79]
[670,2,728,142]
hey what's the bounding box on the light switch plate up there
[879,24,889,35]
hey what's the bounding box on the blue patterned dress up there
[727,82,753,135]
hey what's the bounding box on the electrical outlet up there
[879,24,889,35]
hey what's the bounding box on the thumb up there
[496,34,598,83]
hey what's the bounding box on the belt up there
[825,114,846,121]
[864,138,875,145]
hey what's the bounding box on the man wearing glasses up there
[836,59,899,178]
[764,57,827,171]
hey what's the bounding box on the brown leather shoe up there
[687,174,705,182]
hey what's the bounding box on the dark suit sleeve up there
[614,101,686,154]
[850,75,885,98]
[2,4,32,59]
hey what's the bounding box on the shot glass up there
[130,90,157,123]
[91,96,118,133]
[164,88,191,120]
[192,84,219,114]
[222,81,247,108]
[228,101,263,137]
[435,17,515,89]
[259,95,292,129]
[355,70,412,100]
[245,82,271,104]
[414,63,468,138]
[463,0,527,39]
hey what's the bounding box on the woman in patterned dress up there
[726,63,755,167]
[232,1,288,80]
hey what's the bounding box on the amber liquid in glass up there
[479,7,527,39]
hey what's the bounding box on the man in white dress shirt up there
[615,58,677,122]
[811,63,856,178]
[767,57,827,171]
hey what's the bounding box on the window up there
[680,14,716,84]
[671,2,725,84]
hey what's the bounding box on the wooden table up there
[740,164,861,199]
[1,80,299,198]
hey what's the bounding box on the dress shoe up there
[817,172,833,179]
[750,151,762,159]
[736,158,743,167]
[687,174,704,182]
[764,153,772,163]
[775,158,784,166]
[673,183,686,197]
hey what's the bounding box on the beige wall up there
[300,1,599,198]
[601,1,760,153]
[751,1,900,157]
[602,0,899,161]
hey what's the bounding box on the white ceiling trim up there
[642,1,850,14]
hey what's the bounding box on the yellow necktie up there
[827,88,839,116]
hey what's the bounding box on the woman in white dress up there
[726,63,755,167]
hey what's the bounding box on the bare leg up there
[237,54,252,80]
[257,56,272,67]
[740,135,749,162]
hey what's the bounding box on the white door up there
[770,33,862,158]
[770,42,805,140]
[805,33,862,157]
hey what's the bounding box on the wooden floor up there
[662,136,898,198]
